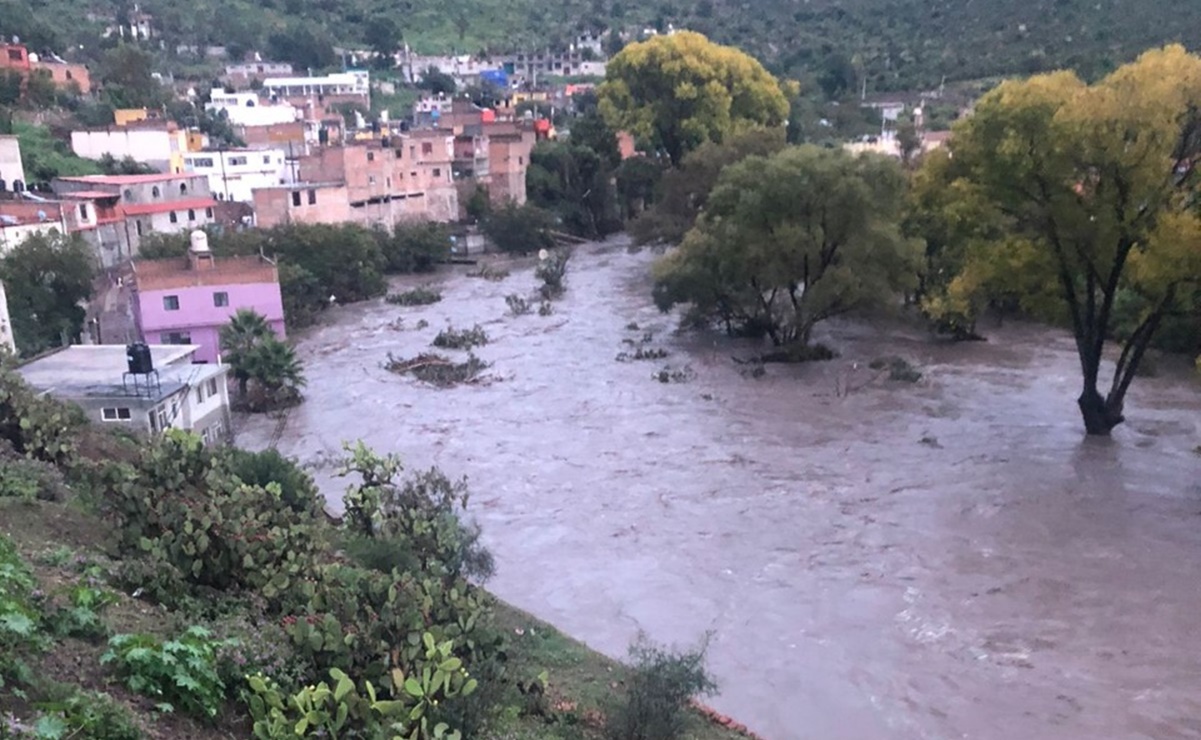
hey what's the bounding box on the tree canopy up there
[0,232,95,356]
[598,31,790,164]
[917,45,1201,434]
[654,145,919,347]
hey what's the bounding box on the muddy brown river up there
[237,237,1201,740]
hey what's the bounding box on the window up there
[263,155,271,164]
[192,157,214,168]
[207,378,218,396]
[151,186,160,198]
[422,142,433,155]
[123,188,134,202]
[386,176,391,188]
[7,49,22,62]
[101,407,132,422]
[162,331,191,344]
[180,183,188,195]
[135,220,143,236]
[213,291,229,307]
[291,191,302,207]
[205,207,214,218]
[411,171,417,179]
[78,203,89,220]
[368,176,376,185]
[188,209,196,221]
[409,146,415,158]
[229,156,248,166]
[195,386,204,404]
[367,151,375,162]
[433,168,441,178]
[163,295,180,311]
[519,156,524,165]
[169,211,178,224]
[307,189,316,205]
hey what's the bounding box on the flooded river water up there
[238,237,1201,740]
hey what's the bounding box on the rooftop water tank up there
[189,229,210,254]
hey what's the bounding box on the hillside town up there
[0,3,1199,740]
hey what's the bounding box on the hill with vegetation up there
[3,0,1200,92]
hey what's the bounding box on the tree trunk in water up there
[1077,387,1124,436]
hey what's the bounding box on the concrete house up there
[128,233,285,364]
[17,343,232,444]
[183,148,291,202]
[70,118,189,174]
[53,174,217,266]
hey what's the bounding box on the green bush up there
[29,690,143,740]
[47,567,118,640]
[432,324,489,351]
[505,294,531,316]
[605,637,717,740]
[0,455,67,501]
[224,448,322,515]
[101,627,230,719]
[0,366,85,466]
[376,223,451,273]
[387,286,444,306]
[482,202,556,255]
[0,535,45,692]
[99,431,322,607]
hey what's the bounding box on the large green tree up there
[598,31,790,164]
[0,232,95,355]
[923,45,1201,434]
[631,126,786,246]
[654,145,919,346]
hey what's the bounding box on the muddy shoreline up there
[237,237,1201,740]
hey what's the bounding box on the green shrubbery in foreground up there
[0,365,728,740]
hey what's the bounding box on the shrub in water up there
[386,286,443,306]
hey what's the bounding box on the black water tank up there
[126,343,153,374]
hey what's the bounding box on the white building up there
[0,135,26,192]
[206,89,299,128]
[17,344,232,442]
[183,148,291,202]
[0,213,68,254]
[70,126,187,174]
[0,281,14,353]
[263,71,370,101]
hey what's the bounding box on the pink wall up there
[135,282,286,363]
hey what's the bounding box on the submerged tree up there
[653,145,919,346]
[926,45,1201,434]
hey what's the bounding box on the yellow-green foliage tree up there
[921,45,1201,435]
[598,31,790,165]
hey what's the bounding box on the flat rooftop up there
[132,255,279,291]
[18,344,226,402]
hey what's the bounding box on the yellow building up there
[113,108,154,126]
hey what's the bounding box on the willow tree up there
[928,45,1201,435]
[653,146,920,347]
[598,31,790,164]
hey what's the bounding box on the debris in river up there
[654,365,696,383]
[384,352,491,387]
[506,294,531,316]
[617,346,669,362]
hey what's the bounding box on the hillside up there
[3,0,1200,91]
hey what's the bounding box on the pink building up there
[128,242,285,363]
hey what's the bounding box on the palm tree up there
[219,309,273,397]
[242,337,306,411]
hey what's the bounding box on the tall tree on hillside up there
[921,45,1201,435]
[653,146,920,346]
[96,45,169,110]
[598,31,790,164]
[364,16,402,68]
[0,233,95,355]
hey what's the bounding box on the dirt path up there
[238,237,1201,740]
